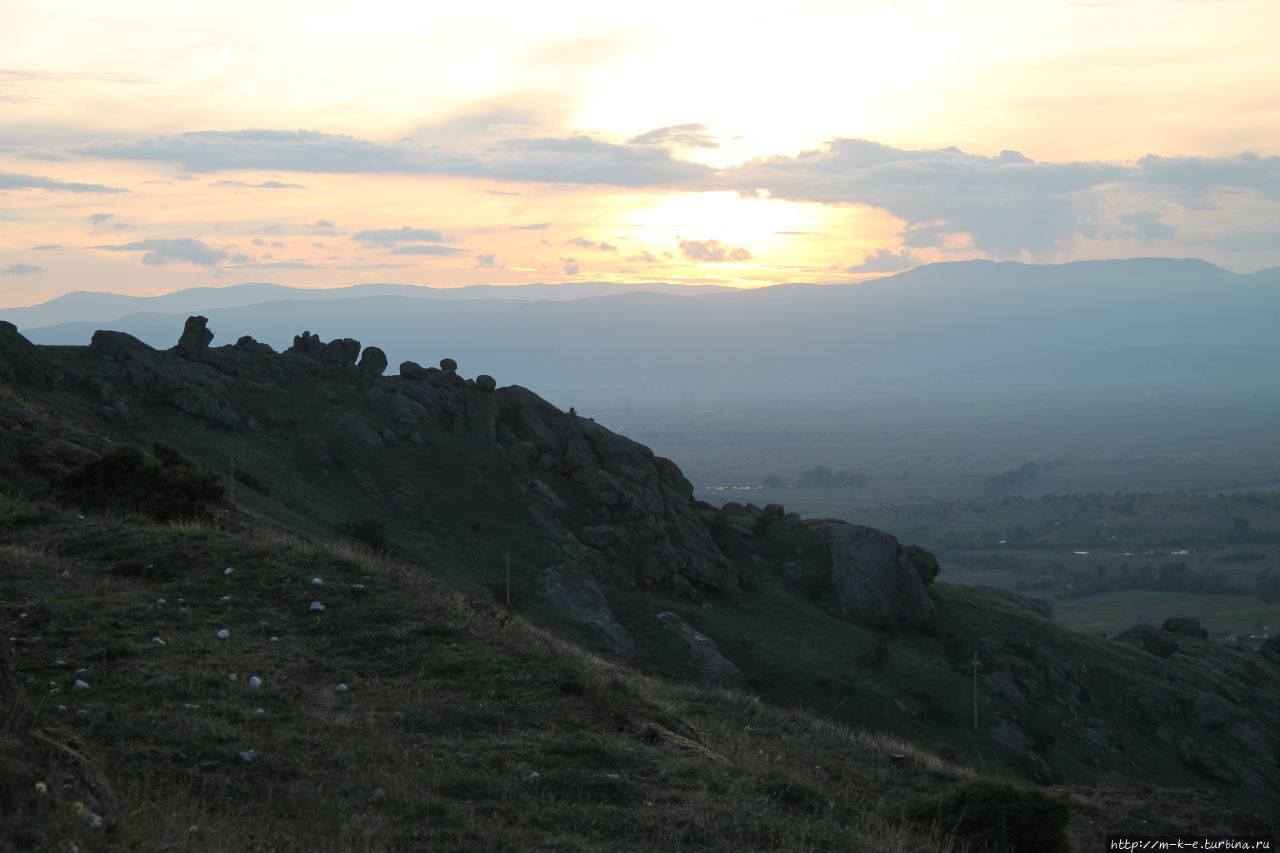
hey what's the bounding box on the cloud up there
[89,212,131,232]
[388,244,468,255]
[20,152,68,162]
[474,254,504,270]
[845,248,922,274]
[566,237,617,251]
[271,240,286,249]
[1,263,42,275]
[310,219,335,228]
[721,139,1123,255]
[482,135,714,188]
[91,237,229,266]
[720,139,1280,257]
[625,250,659,263]
[224,261,323,269]
[563,257,579,275]
[1116,210,1178,242]
[251,237,267,246]
[513,222,550,230]
[32,244,61,250]
[0,171,125,194]
[211,179,307,189]
[71,127,718,189]
[74,129,470,175]
[628,123,719,149]
[678,239,752,262]
[353,226,450,245]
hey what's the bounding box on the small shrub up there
[54,442,225,521]
[887,778,1070,852]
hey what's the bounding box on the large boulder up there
[89,329,155,361]
[1113,623,1179,658]
[358,346,388,377]
[807,521,936,627]
[175,315,213,359]
[0,321,58,388]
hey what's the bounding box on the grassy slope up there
[3,495,975,852]
[5,343,1278,847]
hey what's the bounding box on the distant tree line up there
[982,462,1040,498]
[763,466,867,489]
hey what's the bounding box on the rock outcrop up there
[807,521,936,627]
[0,320,59,388]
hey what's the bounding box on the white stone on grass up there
[152,637,166,646]
[216,629,230,639]
[73,679,89,689]
[309,601,325,612]
[224,568,233,575]
[228,673,237,682]
[335,683,349,693]
[249,676,262,688]
[311,578,324,586]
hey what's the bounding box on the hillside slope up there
[2,317,1278,848]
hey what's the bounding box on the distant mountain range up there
[8,258,1280,407]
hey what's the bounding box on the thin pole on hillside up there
[229,456,235,506]
[972,649,980,733]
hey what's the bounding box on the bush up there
[887,778,1070,852]
[54,441,226,521]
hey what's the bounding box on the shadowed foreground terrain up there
[1,317,1276,850]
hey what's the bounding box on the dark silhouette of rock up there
[90,329,156,361]
[807,521,936,627]
[905,544,940,586]
[476,374,496,392]
[1113,624,1179,657]
[0,320,58,388]
[399,360,430,380]
[1262,636,1280,666]
[175,315,214,359]
[287,330,325,358]
[235,335,274,354]
[358,346,388,377]
[1163,617,1208,639]
[322,337,361,365]
[440,357,457,372]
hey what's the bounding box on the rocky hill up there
[2,317,1278,849]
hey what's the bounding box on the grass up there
[3,494,992,852]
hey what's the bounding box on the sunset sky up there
[2,0,1278,307]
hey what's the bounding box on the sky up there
[1,0,1278,308]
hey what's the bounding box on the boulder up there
[287,330,325,358]
[175,315,213,359]
[1163,617,1208,639]
[358,346,388,377]
[440,357,457,372]
[476,374,496,392]
[235,335,274,355]
[656,611,739,683]
[90,329,156,361]
[0,321,58,388]
[1113,623,1179,658]
[399,360,430,380]
[321,337,360,365]
[808,521,936,627]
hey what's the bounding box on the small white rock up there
[309,601,325,612]
[18,613,27,619]
[57,704,67,712]
[238,750,255,763]
[224,568,233,575]
[311,577,324,586]
[59,571,71,579]
[228,673,237,682]
[269,636,280,643]
[216,629,230,639]
[335,683,348,693]
[184,703,200,710]
[73,679,89,689]
[156,599,167,605]
[249,676,262,688]
[55,660,66,666]
[152,637,166,646]
[527,771,540,782]
[254,708,265,715]
[220,595,231,602]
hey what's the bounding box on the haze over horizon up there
[2,0,1279,309]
